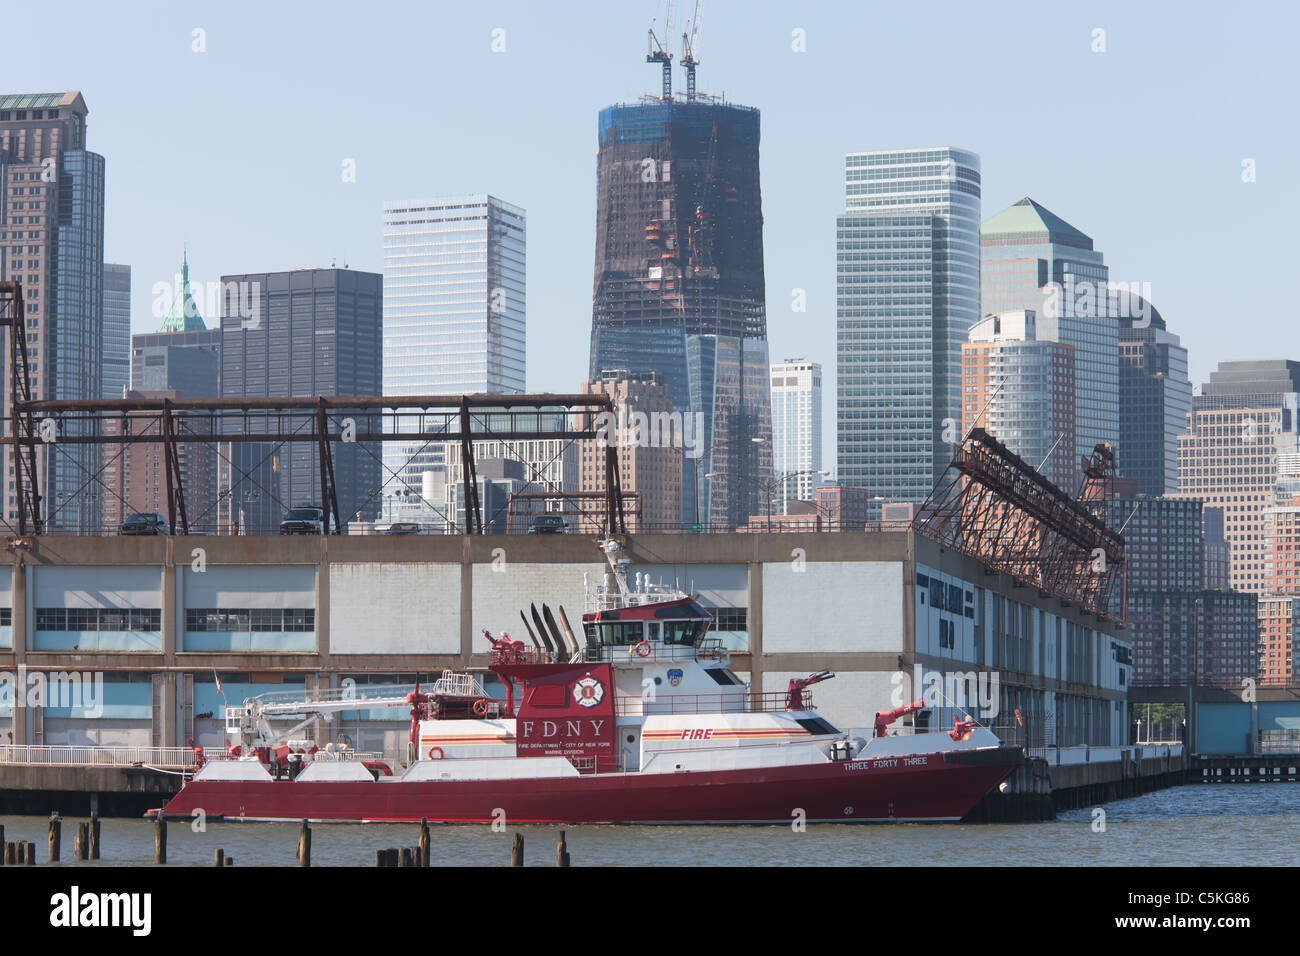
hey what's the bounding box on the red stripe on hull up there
[162,756,1015,824]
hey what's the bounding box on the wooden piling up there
[4,842,14,865]
[418,817,430,868]
[0,825,5,865]
[556,830,570,867]
[215,848,225,867]
[297,819,311,867]
[400,847,413,868]
[154,816,167,864]
[89,813,100,859]
[223,856,233,866]
[375,849,385,867]
[510,832,524,867]
[74,823,89,861]
[48,817,61,863]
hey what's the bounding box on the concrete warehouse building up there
[0,532,1131,756]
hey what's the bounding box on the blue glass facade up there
[836,148,982,515]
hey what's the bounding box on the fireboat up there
[157,540,1020,824]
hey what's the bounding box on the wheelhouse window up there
[662,620,710,646]
[583,621,644,646]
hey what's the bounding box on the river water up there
[2,784,1296,866]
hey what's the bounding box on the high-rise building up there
[590,99,772,531]
[0,91,105,532]
[1257,596,1300,686]
[770,359,821,512]
[961,310,1076,490]
[218,268,382,532]
[111,254,222,530]
[382,195,525,515]
[836,148,981,516]
[1176,360,1300,594]
[981,198,1117,468]
[578,372,682,532]
[1117,303,1191,496]
[102,263,130,399]
[1106,494,1258,686]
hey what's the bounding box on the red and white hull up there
[159,747,1020,825]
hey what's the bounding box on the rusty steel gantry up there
[0,283,629,537]
[912,426,1126,621]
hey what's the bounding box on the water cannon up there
[875,699,925,738]
[785,670,835,710]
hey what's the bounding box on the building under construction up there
[589,32,772,531]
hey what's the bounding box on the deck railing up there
[613,690,808,716]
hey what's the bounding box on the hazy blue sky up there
[10,0,1298,458]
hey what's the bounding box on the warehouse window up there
[35,607,161,631]
[185,608,315,632]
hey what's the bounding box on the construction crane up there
[647,1,675,101]
[681,0,703,102]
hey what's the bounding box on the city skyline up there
[7,2,1292,466]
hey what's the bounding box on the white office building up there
[381,195,526,521]
[770,358,822,511]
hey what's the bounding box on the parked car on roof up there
[527,514,568,534]
[119,513,169,535]
[279,506,326,535]
[383,522,421,535]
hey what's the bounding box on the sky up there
[10,0,1299,461]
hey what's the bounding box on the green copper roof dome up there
[160,250,207,332]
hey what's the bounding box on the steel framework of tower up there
[912,427,1126,620]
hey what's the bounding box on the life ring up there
[472,698,489,716]
[427,746,443,760]
[633,641,652,658]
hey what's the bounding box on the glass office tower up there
[0,92,105,532]
[981,197,1118,467]
[102,263,131,399]
[381,195,525,519]
[836,148,981,516]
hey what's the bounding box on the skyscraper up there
[961,310,1076,491]
[112,253,221,530]
[589,99,772,531]
[1177,360,1300,594]
[1105,494,1257,686]
[382,195,525,517]
[1117,301,1191,496]
[770,358,821,511]
[219,268,382,531]
[981,198,1117,466]
[836,148,981,515]
[102,263,130,399]
[0,91,105,532]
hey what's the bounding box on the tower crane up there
[647,1,675,101]
[681,0,703,102]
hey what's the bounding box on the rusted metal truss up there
[912,427,1125,620]
[0,321,627,535]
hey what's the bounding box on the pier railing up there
[0,745,201,768]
